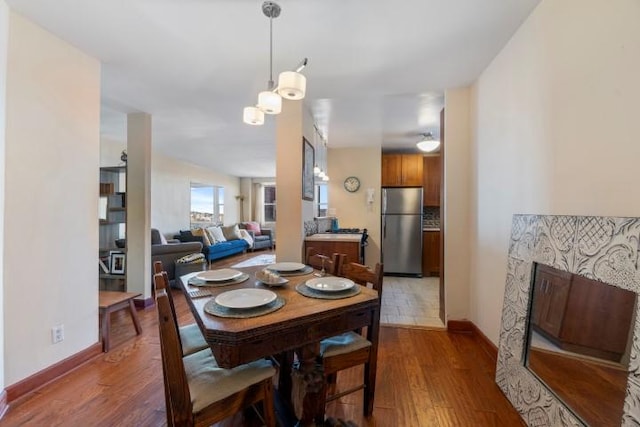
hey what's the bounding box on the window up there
[190,183,224,227]
[264,185,276,222]
[316,184,328,217]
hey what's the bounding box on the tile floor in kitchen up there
[380,276,446,329]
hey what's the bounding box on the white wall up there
[4,11,100,384]
[327,147,381,266]
[0,0,9,394]
[470,0,640,344]
[151,152,241,237]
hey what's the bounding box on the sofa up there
[175,225,249,264]
[238,222,274,251]
[151,228,203,282]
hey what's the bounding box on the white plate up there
[215,289,277,309]
[268,262,306,272]
[305,277,356,292]
[196,269,243,282]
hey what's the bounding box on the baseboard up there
[134,297,154,308]
[447,319,498,362]
[5,342,102,402]
[0,390,7,419]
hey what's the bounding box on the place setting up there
[187,268,250,287]
[204,288,285,318]
[296,276,361,299]
[265,261,314,277]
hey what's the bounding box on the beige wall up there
[327,147,381,266]
[443,88,472,322]
[4,11,100,384]
[0,0,8,392]
[470,0,640,344]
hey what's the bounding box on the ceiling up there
[7,0,540,177]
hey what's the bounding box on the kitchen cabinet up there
[422,156,441,206]
[382,154,423,187]
[421,231,440,276]
[304,238,362,266]
[531,264,635,362]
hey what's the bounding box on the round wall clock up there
[344,176,361,193]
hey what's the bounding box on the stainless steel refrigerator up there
[381,187,423,276]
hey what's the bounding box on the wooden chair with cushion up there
[156,289,277,426]
[305,247,346,276]
[153,264,209,357]
[320,262,384,416]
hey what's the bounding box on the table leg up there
[128,299,142,335]
[292,343,326,426]
[100,309,110,352]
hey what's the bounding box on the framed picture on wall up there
[110,252,126,275]
[302,137,314,201]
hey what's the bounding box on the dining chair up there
[305,247,346,276]
[320,262,384,415]
[153,269,209,357]
[156,289,277,427]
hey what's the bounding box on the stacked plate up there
[214,289,277,309]
[305,277,355,293]
[195,268,243,282]
[268,262,307,273]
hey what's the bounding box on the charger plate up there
[204,296,285,318]
[188,273,249,287]
[295,282,361,300]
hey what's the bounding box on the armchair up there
[151,229,203,283]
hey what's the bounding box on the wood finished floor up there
[0,251,523,426]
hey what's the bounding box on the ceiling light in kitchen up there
[416,132,440,152]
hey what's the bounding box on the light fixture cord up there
[268,11,274,90]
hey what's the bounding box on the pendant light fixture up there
[243,1,308,125]
[416,132,440,152]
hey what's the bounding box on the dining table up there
[179,263,381,427]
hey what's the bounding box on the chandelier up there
[243,1,308,125]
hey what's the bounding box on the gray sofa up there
[239,223,274,251]
[151,228,203,282]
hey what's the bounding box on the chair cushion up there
[179,324,209,356]
[254,235,271,243]
[320,331,371,358]
[184,349,275,413]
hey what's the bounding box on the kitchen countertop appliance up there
[381,187,423,276]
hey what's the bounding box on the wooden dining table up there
[180,264,381,426]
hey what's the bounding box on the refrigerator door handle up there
[382,188,387,214]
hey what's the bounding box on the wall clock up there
[344,176,361,193]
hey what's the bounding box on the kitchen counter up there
[423,228,440,232]
[305,233,362,242]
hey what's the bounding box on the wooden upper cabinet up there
[401,154,423,186]
[382,154,423,187]
[423,156,441,206]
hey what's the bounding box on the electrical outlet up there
[52,325,64,344]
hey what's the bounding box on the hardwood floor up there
[0,251,523,426]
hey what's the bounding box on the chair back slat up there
[341,262,384,297]
[306,247,346,276]
[154,260,164,275]
[153,272,183,356]
[156,289,193,425]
